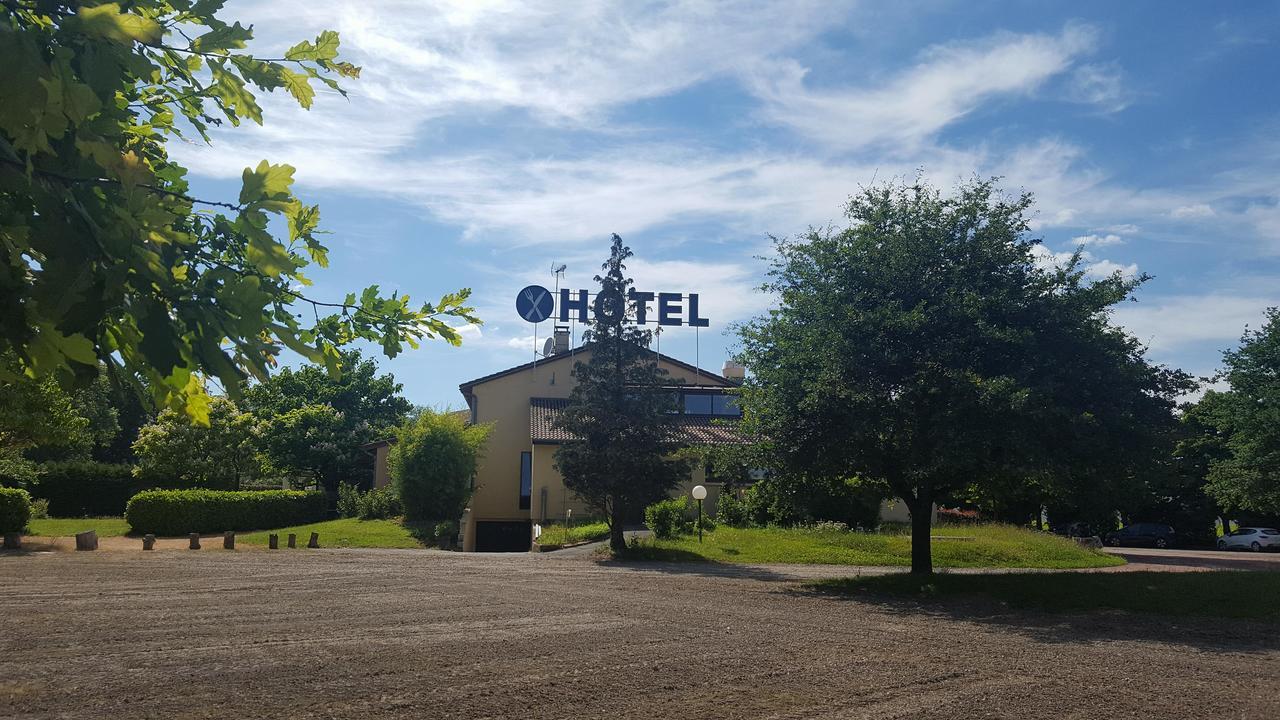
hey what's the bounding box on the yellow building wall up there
[462,348,731,550]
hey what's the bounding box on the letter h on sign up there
[559,289,589,322]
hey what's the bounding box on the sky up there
[174,0,1280,409]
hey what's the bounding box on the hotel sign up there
[516,285,709,327]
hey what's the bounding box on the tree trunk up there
[609,505,626,554]
[906,489,933,575]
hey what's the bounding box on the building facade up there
[457,344,742,551]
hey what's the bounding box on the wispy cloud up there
[746,24,1101,152]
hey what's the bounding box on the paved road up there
[1106,546,1280,571]
[2,549,1277,719]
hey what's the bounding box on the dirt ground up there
[1,550,1277,719]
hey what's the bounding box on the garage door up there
[475,521,531,552]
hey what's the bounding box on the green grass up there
[239,518,431,549]
[537,520,610,548]
[27,517,131,537]
[625,524,1123,569]
[808,571,1280,622]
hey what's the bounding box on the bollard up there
[143,534,155,551]
[75,530,98,551]
[307,532,320,549]
[223,531,235,550]
[287,533,297,549]
[268,533,279,550]
[3,533,21,550]
[189,533,201,550]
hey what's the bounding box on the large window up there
[519,451,532,510]
[680,392,741,416]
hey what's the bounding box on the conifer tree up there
[554,235,688,552]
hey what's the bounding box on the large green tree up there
[738,179,1191,573]
[132,396,260,489]
[390,408,491,524]
[0,1,477,423]
[1202,308,1280,518]
[554,235,690,553]
[244,350,410,492]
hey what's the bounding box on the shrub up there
[716,490,751,527]
[357,485,402,520]
[337,482,361,518]
[31,461,145,516]
[125,489,327,535]
[391,409,491,522]
[0,487,33,534]
[645,497,693,539]
[29,497,49,520]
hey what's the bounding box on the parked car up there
[1217,527,1280,552]
[1104,523,1176,549]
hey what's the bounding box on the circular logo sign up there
[516,284,554,323]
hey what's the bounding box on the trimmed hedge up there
[32,461,148,517]
[0,487,33,534]
[125,489,328,536]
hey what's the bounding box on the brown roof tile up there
[530,397,746,445]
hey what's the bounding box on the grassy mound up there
[627,524,1122,569]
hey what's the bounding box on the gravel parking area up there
[1,549,1277,719]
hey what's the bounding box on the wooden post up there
[143,534,155,550]
[3,533,21,550]
[223,531,235,550]
[307,532,320,548]
[189,533,200,550]
[268,533,279,550]
[287,533,297,549]
[75,530,98,551]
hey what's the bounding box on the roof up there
[530,397,746,446]
[459,344,734,396]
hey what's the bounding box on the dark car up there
[1104,523,1176,549]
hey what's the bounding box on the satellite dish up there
[542,337,555,356]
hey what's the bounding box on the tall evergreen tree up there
[554,235,689,552]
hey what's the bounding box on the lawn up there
[27,517,132,538]
[238,518,432,549]
[625,524,1123,569]
[537,520,610,548]
[808,571,1280,622]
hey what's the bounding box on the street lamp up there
[691,485,707,543]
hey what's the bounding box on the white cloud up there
[1101,223,1140,234]
[1071,233,1124,247]
[1030,244,1137,279]
[1063,62,1130,112]
[1112,294,1270,352]
[746,24,1099,151]
[1171,203,1215,219]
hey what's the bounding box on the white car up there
[1217,527,1280,552]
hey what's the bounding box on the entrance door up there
[475,521,532,552]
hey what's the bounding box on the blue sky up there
[177,1,1280,408]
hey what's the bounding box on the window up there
[683,393,714,414]
[519,452,532,510]
[712,394,741,417]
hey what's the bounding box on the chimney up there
[552,326,571,355]
[722,360,745,384]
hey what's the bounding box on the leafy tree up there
[553,235,690,553]
[737,179,1191,573]
[1175,390,1239,533]
[390,409,490,523]
[133,396,260,489]
[0,1,477,423]
[1203,308,1280,517]
[244,350,410,492]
